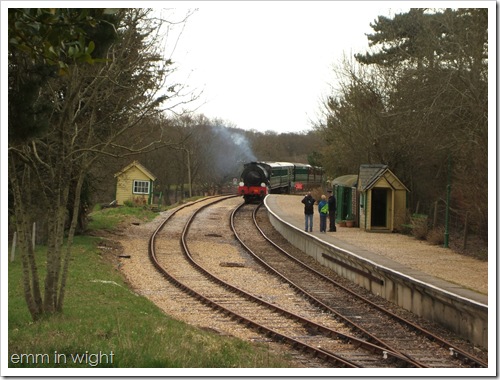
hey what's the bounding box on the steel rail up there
[148,196,359,368]
[252,201,488,368]
[230,201,423,368]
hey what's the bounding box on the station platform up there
[264,194,489,348]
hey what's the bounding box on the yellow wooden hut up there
[114,161,157,206]
[357,164,409,232]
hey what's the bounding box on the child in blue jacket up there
[318,195,328,233]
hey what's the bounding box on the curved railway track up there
[147,196,487,368]
[232,201,487,368]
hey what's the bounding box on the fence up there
[412,200,479,251]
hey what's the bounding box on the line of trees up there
[90,115,324,206]
[317,8,488,240]
[8,8,195,320]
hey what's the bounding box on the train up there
[238,161,323,203]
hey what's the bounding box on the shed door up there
[371,188,387,227]
[336,186,351,221]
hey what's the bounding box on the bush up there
[426,226,445,245]
[410,214,428,240]
[123,200,134,207]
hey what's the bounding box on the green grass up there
[87,197,207,232]
[8,206,295,368]
[87,205,158,231]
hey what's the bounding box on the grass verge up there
[8,206,296,369]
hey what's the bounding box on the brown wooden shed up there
[357,164,409,232]
[114,161,157,206]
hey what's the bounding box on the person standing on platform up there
[327,190,337,232]
[301,192,315,232]
[318,194,329,233]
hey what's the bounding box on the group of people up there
[301,191,336,233]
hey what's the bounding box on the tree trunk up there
[57,167,86,311]
[9,155,43,319]
[43,162,68,313]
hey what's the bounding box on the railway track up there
[232,202,487,368]
[147,196,487,368]
[149,196,422,367]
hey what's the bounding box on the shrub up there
[427,226,445,245]
[410,214,428,240]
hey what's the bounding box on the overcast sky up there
[163,1,495,134]
[163,2,412,134]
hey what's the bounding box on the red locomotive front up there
[238,162,270,203]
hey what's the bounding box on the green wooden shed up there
[332,174,358,224]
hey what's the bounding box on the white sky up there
[163,2,411,134]
[161,1,494,134]
[164,1,400,133]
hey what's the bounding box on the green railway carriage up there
[268,162,294,191]
[292,163,309,183]
[292,163,323,190]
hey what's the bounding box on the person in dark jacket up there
[301,192,315,232]
[327,190,337,232]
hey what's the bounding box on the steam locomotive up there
[238,161,323,203]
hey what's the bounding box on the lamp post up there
[182,120,192,199]
[184,147,192,198]
[444,154,451,248]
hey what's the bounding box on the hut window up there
[133,180,150,194]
